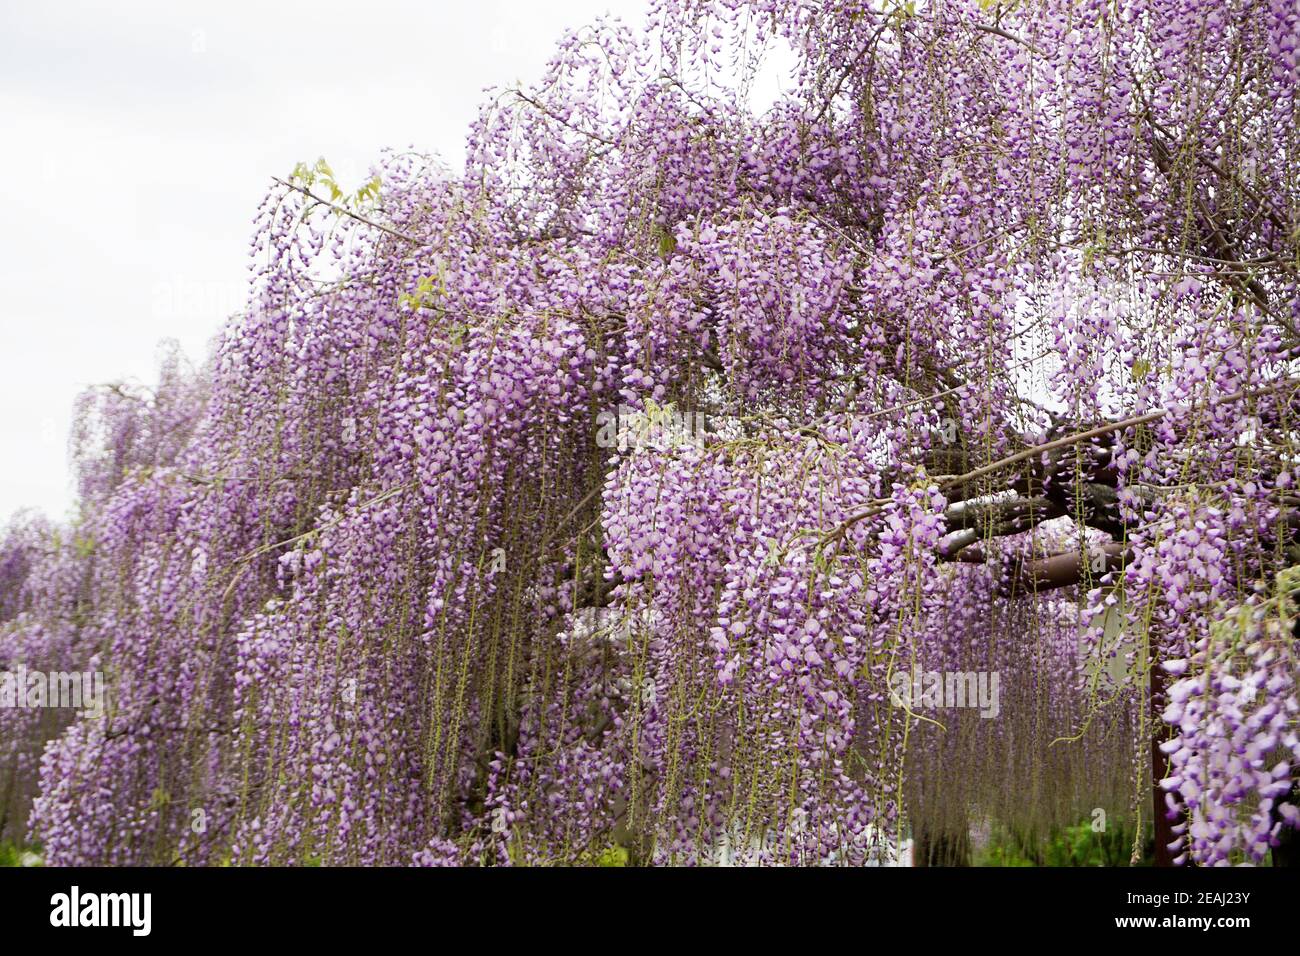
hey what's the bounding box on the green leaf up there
[594,845,628,866]
[657,227,677,257]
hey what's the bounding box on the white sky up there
[0,0,690,524]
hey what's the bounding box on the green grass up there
[0,842,43,867]
[974,822,1154,867]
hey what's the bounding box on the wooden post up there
[1151,662,1177,866]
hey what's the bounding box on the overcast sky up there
[0,0,683,524]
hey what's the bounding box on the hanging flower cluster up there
[1,0,1297,866]
[1161,568,1300,865]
